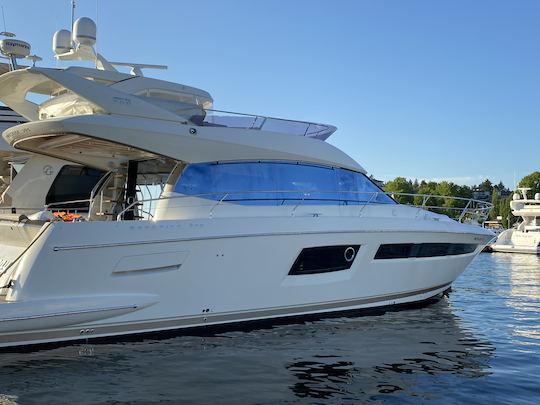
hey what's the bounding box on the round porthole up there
[344,246,356,262]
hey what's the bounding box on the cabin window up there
[289,245,360,275]
[46,165,106,210]
[374,243,478,259]
[173,161,394,205]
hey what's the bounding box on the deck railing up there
[114,191,492,224]
[187,109,336,140]
[0,191,492,224]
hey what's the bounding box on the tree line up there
[382,171,540,227]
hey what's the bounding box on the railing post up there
[209,193,229,218]
[291,193,308,215]
[458,200,472,223]
[358,192,377,216]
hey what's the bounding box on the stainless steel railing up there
[186,109,337,140]
[114,190,492,223]
[0,191,491,223]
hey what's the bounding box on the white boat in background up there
[491,188,540,255]
[0,17,494,348]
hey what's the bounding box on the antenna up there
[1,6,6,32]
[0,6,15,37]
[71,0,76,47]
[95,0,98,68]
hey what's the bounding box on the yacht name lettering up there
[112,96,131,105]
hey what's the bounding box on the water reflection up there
[284,300,493,400]
[0,297,494,403]
[493,253,540,343]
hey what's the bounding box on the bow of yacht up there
[0,18,494,348]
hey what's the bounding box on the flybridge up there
[0,16,336,141]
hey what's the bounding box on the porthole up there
[344,246,356,262]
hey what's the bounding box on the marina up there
[0,1,538,403]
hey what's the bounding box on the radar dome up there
[513,193,521,201]
[73,17,96,46]
[535,193,540,201]
[0,38,31,58]
[53,30,72,54]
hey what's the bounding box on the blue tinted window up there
[174,162,394,205]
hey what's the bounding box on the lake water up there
[0,253,539,404]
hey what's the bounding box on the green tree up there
[412,179,419,192]
[489,188,499,220]
[494,181,507,192]
[384,177,414,204]
[499,195,519,228]
[435,181,460,217]
[518,172,540,196]
[477,179,493,193]
[414,181,437,206]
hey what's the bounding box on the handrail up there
[195,109,336,139]
[113,190,493,223]
[3,190,491,224]
[44,199,92,209]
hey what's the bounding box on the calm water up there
[0,253,539,404]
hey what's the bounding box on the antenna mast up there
[71,0,76,46]
[1,6,6,33]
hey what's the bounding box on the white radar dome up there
[53,29,72,54]
[73,17,96,46]
[535,193,540,201]
[513,193,521,201]
[0,38,31,58]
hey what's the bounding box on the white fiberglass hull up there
[490,229,540,255]
[0,215,492,348]
[490,245,540,255]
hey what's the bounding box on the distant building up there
[472,190,491,201]
[472,188,511,201]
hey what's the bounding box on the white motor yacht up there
[491,188,540,254]
[0,18,494,348]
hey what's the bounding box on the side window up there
[289,245,360,275]
[174,162,395,205]
[46,165,105,209]
[374,243,478,259]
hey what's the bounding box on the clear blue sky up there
[3,0,539,188]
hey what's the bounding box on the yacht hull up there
[490,229,540,255]
[0,216,492,348]
[490,245,540,254]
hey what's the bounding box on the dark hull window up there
[289,245,360,275]
[374,243,478,260]
[46,165,106,210]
